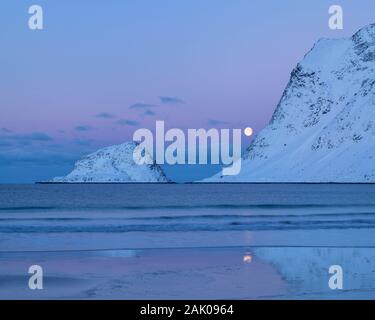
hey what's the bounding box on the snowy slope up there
[51,141,169,183]
[207,24,375,182]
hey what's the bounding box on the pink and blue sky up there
[1,0,375,182]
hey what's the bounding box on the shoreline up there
[1,246,375,300]
[35,182,375,185]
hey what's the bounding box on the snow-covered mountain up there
[207,24,375,183]
[51,141,169,183]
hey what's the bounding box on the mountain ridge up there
[206,23,375,183]
[51,141,170,183]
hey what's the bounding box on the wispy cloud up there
[207,119,229,126]
[159,96,185,105]
[74,138,93,146]
[95,112,116,119]
[0,128,12,133]
[129,103,157,109]
[144,109,156,116]
[75,125,94,132]
[24,132,53,141]
[0,140,12,147]
[0,131,53,142]
[116,119,140,126]
[0,149,77,166]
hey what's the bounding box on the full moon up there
[244,127,253,137]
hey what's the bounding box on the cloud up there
[0,128,12,133]
[15,140,32,146]
[159,96,185,104]
[0,131,53,142]
[129,103,157,109]
[0,140,12,147]
[95,112,116,119]
[129,97,184,110]
[0,149,77,166]
[116,119,140,126]
[75,125,94,132]
[74,139,93,146]
[207,119,229,126]
[23,132,53,141]
[144,109,156,116]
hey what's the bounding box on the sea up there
[0,183,375,299]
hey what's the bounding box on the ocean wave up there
[1,204,375,212]
[1,211,375,222]
[1,219,375,233]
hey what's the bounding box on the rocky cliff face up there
[208,24,375,182]
[51,141,169,183]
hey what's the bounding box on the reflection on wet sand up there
[0,247,374,299]
[252,247,375,299]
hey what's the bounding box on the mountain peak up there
[205,23,375,183]
[352,24,375,58]
[352,23,375,42]
[51,141,170,183]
